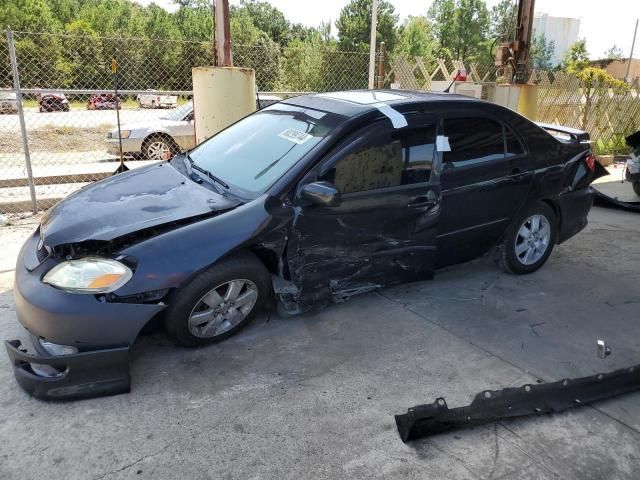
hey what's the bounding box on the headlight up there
[43,257,133,293]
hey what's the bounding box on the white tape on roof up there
[371,102,408,129]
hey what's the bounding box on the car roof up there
[283,89,480,117]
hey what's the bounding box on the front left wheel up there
[164,253,271,347]
[633,181,640,197]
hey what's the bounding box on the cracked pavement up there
[1,205,639,479]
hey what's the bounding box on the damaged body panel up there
[5,90,602,399]
[395,363,640,442]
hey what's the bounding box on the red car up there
[87,94,121,110]
[38,93,69,112]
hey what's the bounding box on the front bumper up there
[5,230,166,399]
[106,137,143,156]
[5,338,130,400]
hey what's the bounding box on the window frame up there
[441,116,508,168]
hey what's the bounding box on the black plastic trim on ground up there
[395,363,640,442]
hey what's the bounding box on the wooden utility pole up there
[368,0,378,89]
[626,19,638,82]
[215,0,232,67]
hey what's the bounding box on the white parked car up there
[107,95,282,160]
[136,91,179,109]
[0,92,18,114]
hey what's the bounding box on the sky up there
[135,0,639,59]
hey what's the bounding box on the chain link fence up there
[0,29,371,214]
[2,29,639,215]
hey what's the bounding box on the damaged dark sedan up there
[5,90,605,400]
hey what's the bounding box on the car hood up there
[40,162,240,246]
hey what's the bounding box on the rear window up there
[443,118,505,166]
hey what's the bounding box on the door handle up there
[408,196,437,209]
[510,167,526,179]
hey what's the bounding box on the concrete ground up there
[0,205,639,479]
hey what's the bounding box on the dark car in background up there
[87,93,121,110]
[38,92,69,112]
[5,90,605,400]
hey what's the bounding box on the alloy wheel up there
[188,279,259,338]
[146,140,171,160]
[514,214,551,265]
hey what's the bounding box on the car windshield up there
[162,102,192,121]
[188,103,344,196]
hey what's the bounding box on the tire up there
[151,100,156,109]
[143,135,178,160]
[633,181,640,197]
[497,202,557,275]
[164,253,271,347]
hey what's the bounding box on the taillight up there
[584,153,595,172]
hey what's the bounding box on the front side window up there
[319,123,436,194]
[443,118,505,166]
[188,104,345,196]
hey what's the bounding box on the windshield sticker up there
[278,128,313,145]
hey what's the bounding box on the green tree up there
[603,44,624,60]
[428,0,489,61]
[59,20,103,88]
[564,39,590,73]
[174,0,212,42]
[395,15,437,62]
[335,0,398,52]
[489,0,517,42]
[234,32,280,90]
[0,0,62,31]
[232,0,290,46]
[531,33,555,70]
[575,67,629,130]
[427,0,455,49]
[230,9,262,45]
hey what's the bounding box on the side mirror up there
[299,181,341,207]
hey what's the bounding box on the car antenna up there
[443,69,460,94]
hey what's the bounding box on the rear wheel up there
[633,181,640,197]
[151,100,156,108]
[497,202,557,274]
[164,253,271,347]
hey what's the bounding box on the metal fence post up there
[7,29,37,214]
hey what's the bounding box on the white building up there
[532,13,580,67]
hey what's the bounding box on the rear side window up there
[319,123,436,194]
[443,118,504,166]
